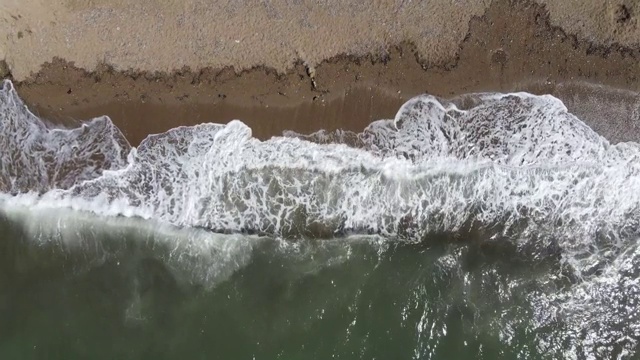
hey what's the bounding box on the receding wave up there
[3,79,640,357]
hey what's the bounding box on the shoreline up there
[12,78,640,146]
[3,0,640,144]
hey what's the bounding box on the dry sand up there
[1,0,640,143]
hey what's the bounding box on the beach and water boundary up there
[2,0,640,359]
[1,0,639,144]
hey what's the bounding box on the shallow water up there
[3,79,640,358]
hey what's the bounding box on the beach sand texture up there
[1,0,639,142]
[2,0,639,79]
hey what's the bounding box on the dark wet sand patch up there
[7,0,640,144]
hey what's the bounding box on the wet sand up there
[3,0,640,144]
[38,86,407,144]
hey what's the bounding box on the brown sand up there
[2,0,640,144]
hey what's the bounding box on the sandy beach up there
[1,0,640,143]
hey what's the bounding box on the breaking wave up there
[3,79,640,357]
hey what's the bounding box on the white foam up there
[3,80,640,249]
[0,80,130,194]
[29,93,639,253]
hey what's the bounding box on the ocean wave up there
[3,80,639,242]
[3,78,640,356]
[3,79,640,252]
[0,81,129,194]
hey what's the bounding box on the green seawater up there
[0,210,629,359]
[0,210,568,359]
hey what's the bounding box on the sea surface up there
[1,79,640,359]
